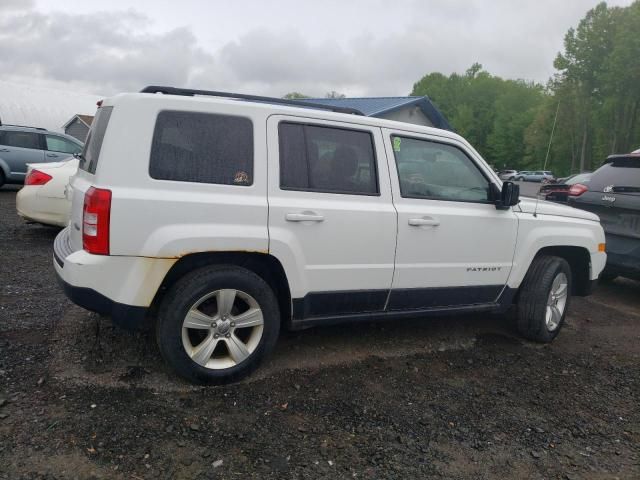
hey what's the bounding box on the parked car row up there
[0,125,82,186]
[1,124,82,226]
[568,153,640,281]
[537,172,592,203]
[5,87,637,385]
[499,169,556,183]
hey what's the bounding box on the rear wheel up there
[516,255,571,343]
[156,265,280,384]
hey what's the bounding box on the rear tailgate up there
[572,191,640,239]
[569,156,640,240]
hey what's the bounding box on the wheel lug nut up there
[214,334,219,339]
[230,322,235,327]
[225,333,231,338]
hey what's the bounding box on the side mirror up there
[494,181,519,210]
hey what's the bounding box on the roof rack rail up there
[0,123,47,131]
[140,85,364,116]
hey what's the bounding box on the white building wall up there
[0,81,101,132]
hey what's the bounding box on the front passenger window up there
[391,136,490,203]
[46,135,82,154]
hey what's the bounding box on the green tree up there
[552,1,638,170]
[412,64,544,168]
[283,92,310,99]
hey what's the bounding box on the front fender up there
[509,213,605,288]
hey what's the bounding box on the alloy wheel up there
[181,289,264,369]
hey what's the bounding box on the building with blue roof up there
[297,96,452,131]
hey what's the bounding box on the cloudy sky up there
[0,0,633,97]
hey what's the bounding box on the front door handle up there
[285,212,324,222]
[0,148,10,152]
[46,153,59,157]
[408,217,440,227]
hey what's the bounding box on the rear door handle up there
[285,212,324,222]
[0,148,10,152]
[46,153,59,157]
[408,217,440,227]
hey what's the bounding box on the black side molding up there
[290,285,518,330]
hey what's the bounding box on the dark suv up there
[0,125,83,187]
[568,153,640,280]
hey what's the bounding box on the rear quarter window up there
[149,111,253,186]
[80,106,113,174]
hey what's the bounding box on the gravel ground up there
[1,185,639,479]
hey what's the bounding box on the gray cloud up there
[0,0,631,97]
[0,4,208,94]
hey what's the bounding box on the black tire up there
[517,176,524,182]
[516,255,572,343]
[0,170,5,188]
[156,265,280,385]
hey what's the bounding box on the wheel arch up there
[150,251,292,327]
[533,246,592,296]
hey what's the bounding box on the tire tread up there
[516,255,571,342]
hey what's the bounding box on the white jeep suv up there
[53,86,606,384]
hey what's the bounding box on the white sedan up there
[16,158,78,227]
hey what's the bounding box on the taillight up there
[25,169,52,186]
[82,187,111,255]
[568,183,588,196]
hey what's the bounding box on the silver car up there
[0,125,83,187]
[499,169,518,180]
[516,170,555,182]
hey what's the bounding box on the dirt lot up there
[1,186,639,479]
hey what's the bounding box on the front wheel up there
[156,265,280,384]
[516,255,571,343]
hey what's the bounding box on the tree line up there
[412,1,640,176]
[283,2,638,176]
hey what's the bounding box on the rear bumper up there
[17,187,69,227]
[56,276,149,330]
[604,233,640,277]
[53,227,176,330]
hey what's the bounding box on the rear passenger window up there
[279,122,378,195]
[1,131,41,150]
[150,111,253,186]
